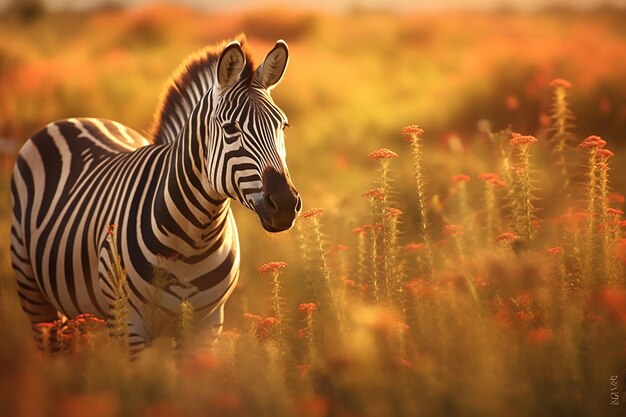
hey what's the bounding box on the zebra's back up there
[10,118,154,319]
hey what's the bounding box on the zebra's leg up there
[11,262,61,354]
[177,304,225,357]
[197,304,225,350]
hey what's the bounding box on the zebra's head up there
[209,40,301,232]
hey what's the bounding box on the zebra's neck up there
[152,90,230,258]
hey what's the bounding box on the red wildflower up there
[298,303,318,315]
[34,322,56,331]
[596,148,615,159]
[509,134,537,147]
[295,364,311,377]
[243,313,262,321]
[505,95,519,110]
[369,148,398,160]
[546,246,563,255]
[475,276,487,287]
[258,261,287,274]
[549,78,572,89]
[442,224,464,238]
[405,278,438,298]
[452,174,471,183]
[401,125,424,143]
[385,208,403,217]
[528,327,553,344]
[301,208,324,219]
[219,330,241,341]
[362,188,383,200]
[404,242,425,252]
[607,208,624,217]
[71,313,106,327]
[296,395,329,416]
[478,173,500,183]
[496,232,519,243]
[246,316,279,341]
[588,286,626,323]
[362,223,382,232]
[343,279,356,289]
[579,135,606,149]
[401,125,424,138]
[333,244,348,253]
[352,226,365,234]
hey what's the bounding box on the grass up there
[1,5,626,417]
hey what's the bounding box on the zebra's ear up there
[254,40,289,90]
[217,41,246,91]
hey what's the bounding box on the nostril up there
[295,195,302,213]
[264,193,278,214]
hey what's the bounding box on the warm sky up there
[3,0,626,11]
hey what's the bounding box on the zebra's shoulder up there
[37,118,152,153]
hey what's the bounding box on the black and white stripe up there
[10,37,301,353]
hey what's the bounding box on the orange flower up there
[404,242,425,252]
[369,148,398,160]
[401,125,424,137]
[509,133,537,147]
[588,286,626,323]
[527,327,553,344]
[607,208,624,217]
[258,261,287,274]
[34,322,57,330]
[298,303,318,315]
[301,208,324,219]
[452,174,471,183]
[385,208,403,217]
[70,313,106,327]
[478,173,500,182]
[579,135,606,149]
[343,279,356,289]
[352,226,365,234]
[332,244,348,254]
[596,149,615,159]
[362,223,382,232]
[243,313,262,321]
[401,125,424,143]
[496,232,519,243]
[296,395,329,416]
[362,188,383,200]
[549,78,572,89]
[295,364,311,377]
[442,224,464,238]
[546,246,563,255]
[219,330,241,341]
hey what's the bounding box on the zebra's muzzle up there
[257,166,301,232]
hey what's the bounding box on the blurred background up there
[1,0,626,314]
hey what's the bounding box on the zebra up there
[10,36,302,354]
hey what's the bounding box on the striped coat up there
[10,37,301,353]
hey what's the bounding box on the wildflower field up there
[1,4,626,417]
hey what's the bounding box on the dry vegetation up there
[1,5,626,417]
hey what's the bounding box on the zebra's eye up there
[223,123,239,136]
[282,122,290,130]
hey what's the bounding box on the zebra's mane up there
[150,35,254,145]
